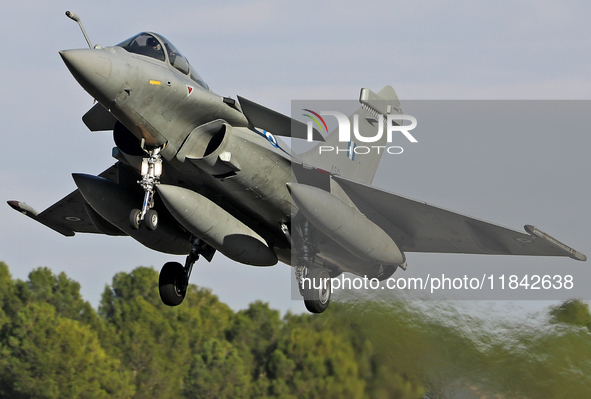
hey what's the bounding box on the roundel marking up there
[515,237,532,243]
[264,131,279,147]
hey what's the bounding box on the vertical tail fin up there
[299,86,402,185]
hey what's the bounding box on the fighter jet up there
[8,12,586,313]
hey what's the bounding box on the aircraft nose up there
[59,49,113,97]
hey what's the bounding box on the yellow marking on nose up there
[149,80,161,85]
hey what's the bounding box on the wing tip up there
[7,200,39,217]
[8,200,76,237]
[524,225,587,261]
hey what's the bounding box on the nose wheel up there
[129,147,162,230]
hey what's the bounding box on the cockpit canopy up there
[117,32,209,90]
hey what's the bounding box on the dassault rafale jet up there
[8,12,586,313]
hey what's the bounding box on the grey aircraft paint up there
[7,14,586,313]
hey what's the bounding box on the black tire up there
[129,209,141,230]
[159,262,187,306]
[303,267,331,314]
[145,209,158,231]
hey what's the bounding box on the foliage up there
[550,299,591,330]
[0,261,590,398]
[0,262,134,398]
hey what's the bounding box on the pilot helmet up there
[146,37,160,49]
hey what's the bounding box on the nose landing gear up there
[129,147,162,230]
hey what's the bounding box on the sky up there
[1,1,590,314]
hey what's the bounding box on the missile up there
[157,185,278,266]
[287,183,404,266]
[72,174,192,255]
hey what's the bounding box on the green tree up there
[287,304,426,399]
[550,299,591,330]
[0,262,14,331]
[0,302,134,399]
[184,338,251,399]
[226,300,283,394]
[274,326,365,399]
[99,266,234,399]
[26,267,96,322]
[0,262,25,324]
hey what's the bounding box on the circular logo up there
[264,131,279,147]
[515,237,531,243]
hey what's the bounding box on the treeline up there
[0,262,424,399]
[0,262,590,398]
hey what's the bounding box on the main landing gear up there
[296,265,332,314]
[129,147,163,231]
[159,238,211,306]
[293,220,332,314]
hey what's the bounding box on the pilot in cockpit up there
[146,37,162,54]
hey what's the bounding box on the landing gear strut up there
[293,220,332,314]
[130,147,162,230]
[159,238,210,306]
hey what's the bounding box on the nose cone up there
[59,49,114,100]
